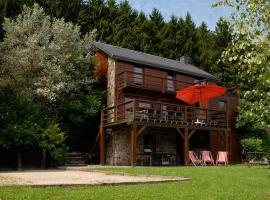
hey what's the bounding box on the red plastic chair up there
[189,151,204,166]
[201,151,215,165]
[216,151,228,166]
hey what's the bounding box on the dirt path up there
[0,170,190,186]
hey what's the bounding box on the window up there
[167,71,175,92]
[194,79,205,85]
[134,67,143,85]
[219,101,227,111]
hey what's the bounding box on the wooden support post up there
[99,127,105,165]
[224,131,229,152]
[100,110,105,165]
[131,125,138,166]
[224,131,229,164]
[184,128,189,166]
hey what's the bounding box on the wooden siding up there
[144,67,166,91]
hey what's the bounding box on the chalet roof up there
[93,42,220,81]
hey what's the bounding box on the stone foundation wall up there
[106,126,178,166]
[106,126,131,165]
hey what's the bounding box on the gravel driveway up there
[0,170,189,186]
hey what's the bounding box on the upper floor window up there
[194,79,206,85]
[219,101,227,111]
[167,71,175,92]
[134,67,143,85]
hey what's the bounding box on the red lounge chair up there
[201,151,215,165]
[189,151,204,166]
[216,151,228,166]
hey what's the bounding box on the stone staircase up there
[65,152,88,166]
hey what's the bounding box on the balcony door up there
[134,67,143,86]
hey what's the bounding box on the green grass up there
[0,165,269,200]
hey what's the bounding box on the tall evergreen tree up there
[111,1,138,48]
[194,22,216,72]
[145,8,165,56]
[213,18,233,83]
[181,13,197,63]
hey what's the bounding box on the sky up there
[115,0,233,30]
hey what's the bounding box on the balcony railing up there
[117,71,195,93]
[102,99,228,128]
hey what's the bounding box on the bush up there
[39,124,68,165]
[240,138,263,153]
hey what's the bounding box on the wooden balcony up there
[117,71,195,93]
[102,100,229,130]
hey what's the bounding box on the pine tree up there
[181,13,197,63]
[213,18,233,82]
[160,15,179,59]
[194,22,216,72]
[145,8,165,56]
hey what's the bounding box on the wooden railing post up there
[160,103,163,121]
[226,111,229,128]
[115,104,118,122]
[133,99,136,120]
[124,71,127,87]
[205,109,208,124]
[131,125,138,166]
[184,107,187,123]
[162,78,165,93]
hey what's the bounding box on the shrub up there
[240,138,263,153]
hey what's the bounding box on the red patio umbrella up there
[176,84,227,105]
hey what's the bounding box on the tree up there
[1,3,96,101]
[194,22,216,73]
[213,18,233,83]
[0,88,44,170]
[0,3,99,168]
[214,0,270,130]
[144,8,165,56]
[181,13,197,63]
[213,0,270,151]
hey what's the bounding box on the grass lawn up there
[0,165,269,200]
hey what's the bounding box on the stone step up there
[67,152,86,157]
[65,152,88,166]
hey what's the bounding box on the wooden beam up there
[131,125,138,166]
[183,128,189,166]
[99,127,105,165]
[188,129,196,140]
[176,128,184,139]
[137,124,147,138]
[218,131,225,140]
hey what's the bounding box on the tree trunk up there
[41,148,47,169]
[17,150,22,171]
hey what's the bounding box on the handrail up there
[102,99,228,128]
[131,99,226,113]
[102,100,134,111]
[117,71,208,86]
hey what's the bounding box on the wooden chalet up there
[94,41,241,166]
